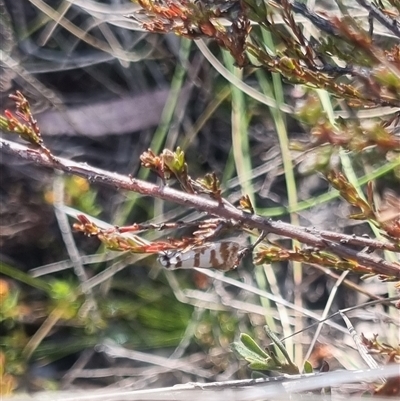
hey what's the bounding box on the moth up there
[158,241,241,271]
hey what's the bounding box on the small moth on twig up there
[158,241,241,271]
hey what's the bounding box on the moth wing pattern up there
[158,241,241,271]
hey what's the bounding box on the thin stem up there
[1,137,399,279]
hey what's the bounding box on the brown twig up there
[1,137,400,279]
[355,0,400,38]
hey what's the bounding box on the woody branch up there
[1,136,399,279]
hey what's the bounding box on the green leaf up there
[303,360,314,374]
[239,333,270,359]
[231,340,270,365]
[264,326,300,374]
[0,262,50,293]
[249,360,275,371]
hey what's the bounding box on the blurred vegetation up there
[0,0,400,397]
